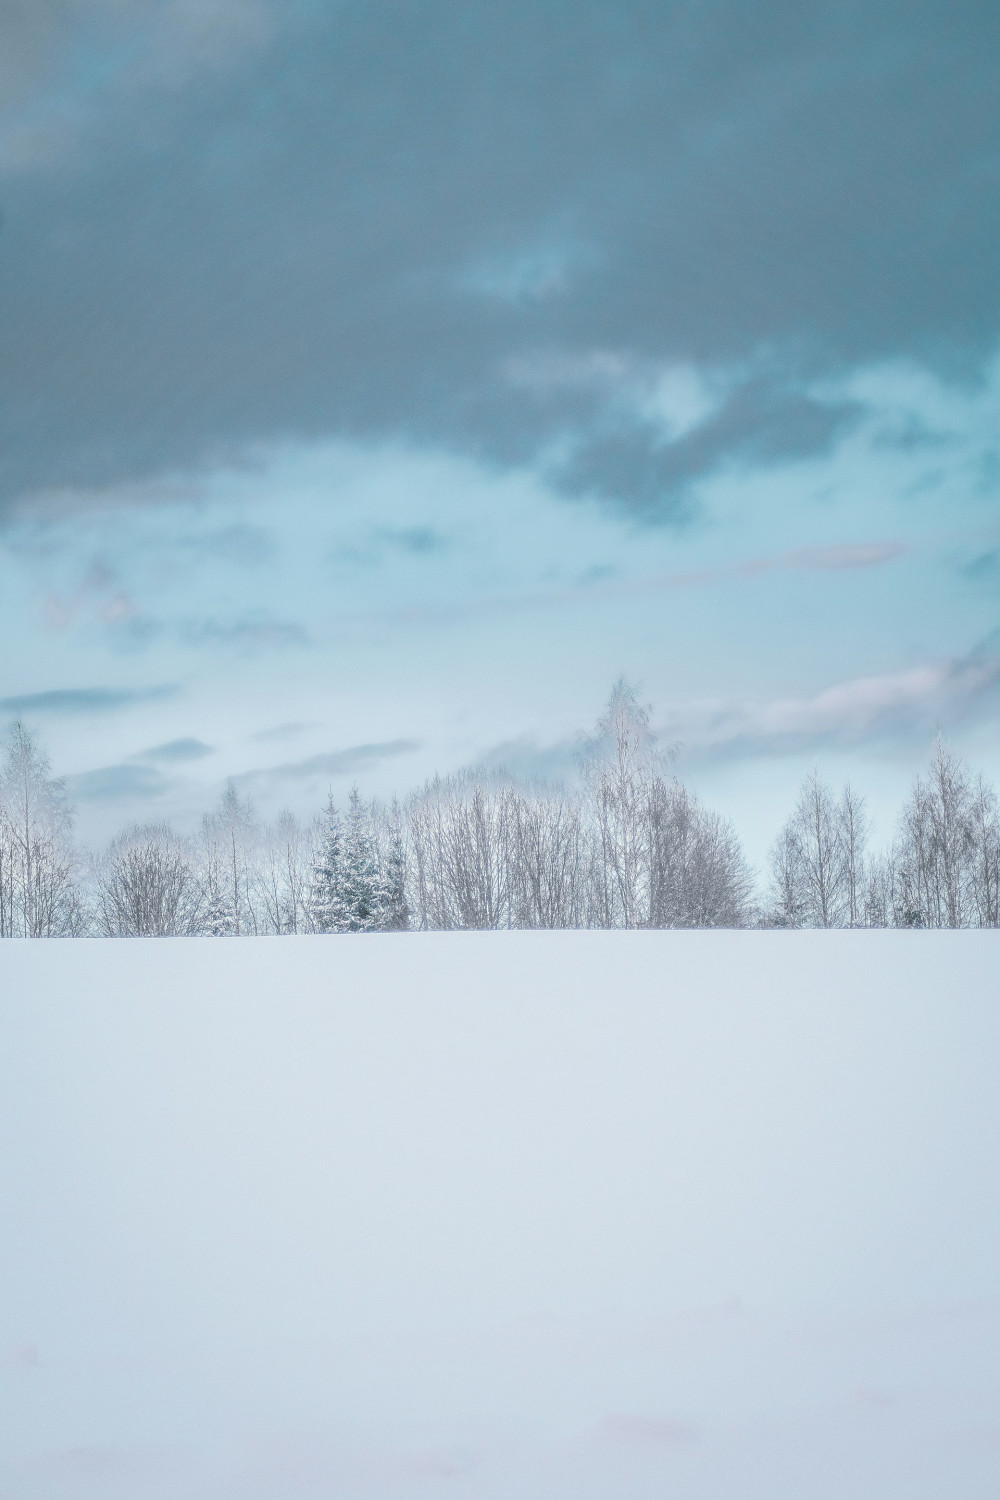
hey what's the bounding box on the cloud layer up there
[0,0,996,514]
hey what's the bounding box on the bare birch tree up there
[967,775,1000,927]
[646,777,753,927]
[407,774,515,929]
[893,740,972,928]
[198,782,262,935]
[0,721,82,936]
[95,823,200,936]
[508,788,587,928]
[586,679,656,928]
[837,784,869,926]
[256,809,313,933]
[767,773,869,927]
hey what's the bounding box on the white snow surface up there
[1,930,999,1498]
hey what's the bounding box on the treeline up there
[1,683,998,935]
[769,746,1000,929]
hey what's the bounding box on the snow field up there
[1,930,999,1498]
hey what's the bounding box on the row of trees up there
[2,684,999,935]
[769,743,1000,929]
[401,685,752,931]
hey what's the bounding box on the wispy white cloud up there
[667,655,1000,764]
[467,657,1000,784]
[460,242,586,304]
[751,541,909,573]
[366,534,911,627]
[235,739,421,790]
[249,721,318,742]
[176,613,310,651]
[65,762,171,802]
[132,737,213,763]
[0,684,177,716]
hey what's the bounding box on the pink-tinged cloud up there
[785,541,909,570]
[40,559,139,633]
[737,539,907,577]
[756,663,954,735]
[97,592,141,624]
[373,535,910,629]
[666,654,1000,761]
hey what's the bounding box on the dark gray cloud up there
[0,685,177,715]
[0,0,996,515]
[237,739,421,787]
[65,763,170,802]
[133,737,213,762]
[554,382,863,515]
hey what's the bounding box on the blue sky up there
[0,0,997,864]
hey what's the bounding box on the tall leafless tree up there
[893,740,973,928]
[646,777,753,928]
[586,679,657,928]
[256,808,314,933]
[198,783,262,935]
[967,775,1000,927]
[407,774,515,929]
[508,787,588,929]
[768,773,869,927]
[0,720,82,936]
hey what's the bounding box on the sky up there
[0,0,998,862]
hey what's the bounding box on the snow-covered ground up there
[1,931,998,1499]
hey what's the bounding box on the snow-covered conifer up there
[338,787,392,932]
[310,788,398,933]
[380,811,410,931]
[310,794,350,932]
[204,887,237,936]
